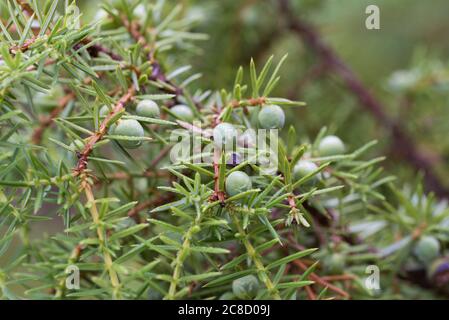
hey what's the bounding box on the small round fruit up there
[134,177,148,194]
[414,236,440,264]
[171,104,194,122]
[294,160,319,180]
[113,119,145,149]
[219,292,236,300]
[232,275,259,299]
[134,4,146,19]
[318,135,345,156]
[99,105,111,117]
[213,123,237,147]
[258,104,285,129]
[191,225,201,234]
[225,171,252,197]
[136,99,160,118]
[324,253,346,274]
[248,108,260,127]
[147,289,163,300]
[100,105,118,132]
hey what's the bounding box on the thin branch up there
[305,285,317,300]
[82,178,121,299]
[292,260,350,299]
[15,0,34,16]
[120,15,193,104]
[277,0,449,199]
[127,193,174,218]
[149,145,173,168]
[9,37,37,54]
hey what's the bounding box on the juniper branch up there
[166,201,204,300]
[277,0,449,199]
[82,178,121,299]
[73,85,136,177]
[231,213,281,300]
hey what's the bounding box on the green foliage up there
[0,0,449,301]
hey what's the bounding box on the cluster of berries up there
[101,100,193,149]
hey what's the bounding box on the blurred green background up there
[85,0,449,190]
[2,0,449,298]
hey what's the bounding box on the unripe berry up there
[225,171,252,197]
[293,160,319,181]
[113,119,145,149]
[35,87,64,111]
[171,104,194,122]
[414,236,440,264]
[232,275,259,299]
[134,4,146,19]
[258,104,285,129]
[136,99,160,118]
[100,105,117,133]
[99,105,111,117]
[213,123,237,147]
[93,9,108,22]
[318,135,345,156]
[323,253,346,274]
[248,108,260,127]
[135,177,148,193]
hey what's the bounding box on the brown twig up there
[127,193,175,220]
[120,15,187,103]
[305,285,317,300]
[277,0,449,199]
[292,259,350,299]
[81,177,121,299]
[321,274,357,282]
[149,145,173,169]
[15,0,34,16]
[73,86,136,177]
[208,105,226,204]
[230,97,266,108]
[210,148,226,204]
[9,37,37,54]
